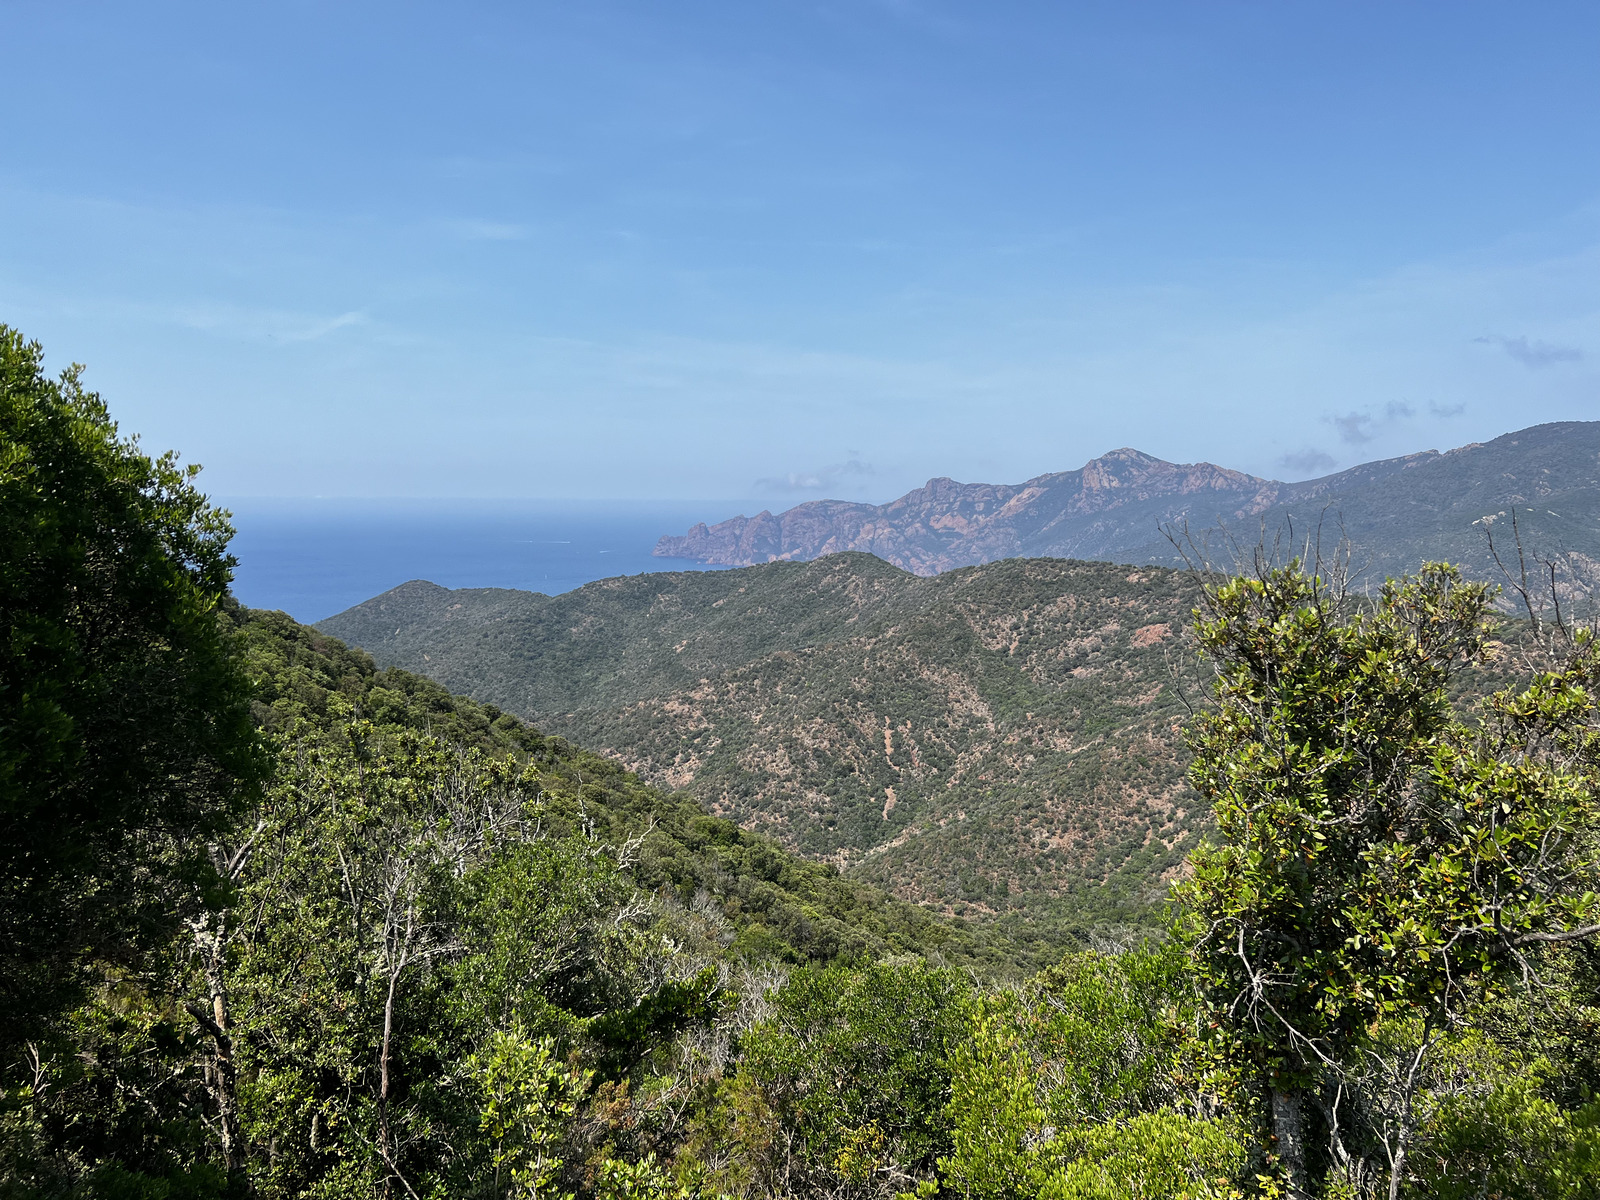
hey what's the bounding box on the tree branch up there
[1512,923,1600,947]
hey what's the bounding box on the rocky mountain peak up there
[653,421,1600,581]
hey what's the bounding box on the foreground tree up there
[1179,558,1600,1198]
[695,961,970,1200]
[938,942,1244,1200]
[0,325,263,1054]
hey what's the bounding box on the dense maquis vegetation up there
[319,557,1209,936]
[320,553,1563,946]
[6,324,1600,1199]
[0,326,266,1060]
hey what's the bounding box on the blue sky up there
[4,1,1599,504]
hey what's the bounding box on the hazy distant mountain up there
[654,422,1600,584]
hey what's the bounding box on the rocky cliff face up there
[656,423,1600,582]
[655,446,1431,574]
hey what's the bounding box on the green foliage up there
[697,961,970,1199]
[939,943,1244,1200]
[1404,1034,1600,1200]
[1038,1111,1248,1200]
[208,662,745,1199]
[0,966,224,1200]
[1473,940,1600,1114]
[1182,565,1494,1076]
[185,609,996,1199]
[593,1153,699,1200]
[239,606,1001,973]
[1415,1079,1600,1199]
[0,324,264,1049]
[471,1027,589,1200]
[586,970,728,1084]
[1179,558,1600,1195]
[318,556,1210,945]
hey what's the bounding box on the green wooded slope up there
[320,554,1210,929]
[244,603,1036,972]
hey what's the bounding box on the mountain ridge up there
[654,422,1594,581]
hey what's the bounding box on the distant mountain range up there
[654,421,1600,583]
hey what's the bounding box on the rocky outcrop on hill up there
[655,422,1600,583]
[655,448,1427,573]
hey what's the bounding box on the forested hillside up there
[5,593,1019,1196]
[11,324,1600,1200]
[238,606,1010,972]
[320,551,1549,933]
[320,555,1209,928]
[27,601,1600,1200]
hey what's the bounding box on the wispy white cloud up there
[1472,333,1583,367]
[161,302,370,344]
[10,286,376,346]
[755,456,875,494]
[1278,448,1336,474]
[442,218,529,242]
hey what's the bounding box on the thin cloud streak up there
[151,302,370,345]
[755,457,875,493]
[1473,334,1584,368]
[1278,448,1336,475]
[443,219,530,242]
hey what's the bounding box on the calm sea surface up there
[223,499,741,624]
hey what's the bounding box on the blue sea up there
[223,498,742,624]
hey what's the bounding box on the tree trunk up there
[1388,1146,1407,1200]
[187,831,263,1185]
[378,956,402,1200]
[1273,1087,1308,1198]
[187,907,244,1181]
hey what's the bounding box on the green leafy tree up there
[1179,560,1600,1198]
[223,720,582,1198]
[704,961,970,1199]
[471,1026,590,1200]
[593,1152,701,1200]
[938,943,1245,1200]
[0,963,227,1199]
[0,325,263,1047]
[213,685,687,1199]
[1405,1030,1600,1200]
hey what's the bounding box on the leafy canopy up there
[0,324,263,1047]
[1179,558,1600,1195]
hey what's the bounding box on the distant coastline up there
[224,498,739,623]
